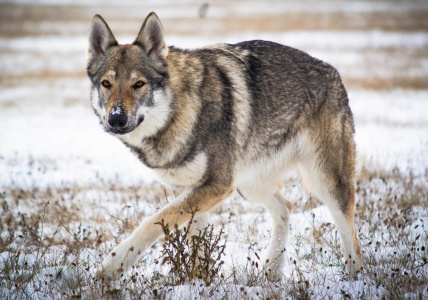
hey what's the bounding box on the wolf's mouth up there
[137,115,145,126]
[107,115,145,135]
[107,127,133,135]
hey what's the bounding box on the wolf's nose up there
[108,109,128,129]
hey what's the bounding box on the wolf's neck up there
[122,68,202,169]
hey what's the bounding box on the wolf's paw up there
[262,259,284,282]
[265,269,282,282]
[345,254,363,278]
[95,240,138,281]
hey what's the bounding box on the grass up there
[155,210,227,286]
[1,2,427,298]
[2,4,428,37]
[0,167,427,299]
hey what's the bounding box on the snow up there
[1,1,427,298]
[350,90,428,174]
[4,0,428,14]
[1,87,425,190]
[111,106,122,115]
[2,31,428,54]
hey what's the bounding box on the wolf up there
[87,12,362,280]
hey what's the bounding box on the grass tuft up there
[156,207,226,286]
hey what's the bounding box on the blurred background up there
[1,0,427,89]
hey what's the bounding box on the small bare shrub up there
[156,208,226,285]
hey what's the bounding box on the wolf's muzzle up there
[106,108,145,135]
[108,110,128,129]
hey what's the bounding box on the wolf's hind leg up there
[298,153,362,277]
[238,184,292,281]
[323,198,362,277]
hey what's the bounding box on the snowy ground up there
[0,1,427,299]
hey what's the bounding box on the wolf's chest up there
[150,152,208,187]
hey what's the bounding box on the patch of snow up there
[349,90,428,175]
[2,30,427,54]
[411,217,428,240]
[111,106,121,115]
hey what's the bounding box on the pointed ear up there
[88,15,118,63]
[133,12,168,73]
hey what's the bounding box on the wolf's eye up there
[101,80,111,88]
[133,81,145,89]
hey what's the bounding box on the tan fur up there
[87,12,362,280]
[214,55,252,150]
[96,182,234,279]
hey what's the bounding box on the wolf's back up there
[204,40,353,156]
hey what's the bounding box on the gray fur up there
[87,12,362,280]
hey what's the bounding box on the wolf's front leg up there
[95,220,161,280]
[95,184,233,280]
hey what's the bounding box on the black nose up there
[108,109,128,129]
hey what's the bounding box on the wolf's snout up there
[108,110,128,129]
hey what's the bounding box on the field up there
[1,0,428,299]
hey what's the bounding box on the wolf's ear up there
[88,15,118,63]
[134,12,168,73]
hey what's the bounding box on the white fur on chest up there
[152,152,208,187]
[234,139,298,189]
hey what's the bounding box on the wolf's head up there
[87,12,171,136]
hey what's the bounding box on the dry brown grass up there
[1,2,427,298]
[1,3,427,91]
[1,4,427,37]
[1,167,427,299]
